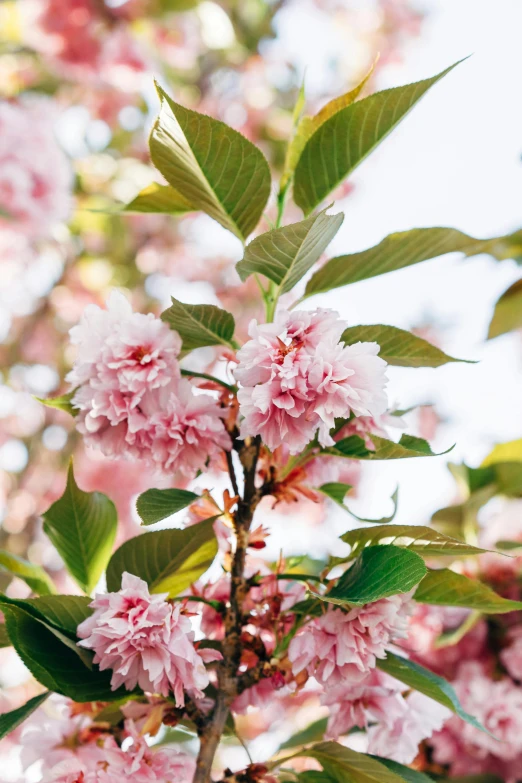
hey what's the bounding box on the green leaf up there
[136,488,200,526]
[281,58,378,191]
[328,433,453,460]
[123,182,194,214]
[42,463,117,594]
[0,550,56,595]
[295,742,410,783]
[319,484,398,524]
[377,652,487,733]
[294,61,463,216]
[370,758,434,783]
[304,226,522,298]
[341,324,472,368]
[236,207,344,294]
[338,524,488,560]
[279,717,328,751]
[35,390,77,416]
[316,545,427,607]
[495,540,522,553]
[482,437,522,467]
[150,85,271,240]
[106,516,218,596]
[415,569,522,613]
[488,278,522,338]
[442,777,503,783]
[161,297,236,352]
[1,603,121,701]
[0,692,49,741]
[0,594,92,635]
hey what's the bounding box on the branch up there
[193,436,262,782]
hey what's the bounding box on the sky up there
[262,0,522,538]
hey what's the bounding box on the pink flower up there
[98,721,195,782]
[322,669,407,739]
[0,98,72,238]
[42,758,89,783]
[288,595,413,687]
[501,627,522,680]
[430,661,522,771]
[235,309,387,453]
[77,573,219,704]
[367,690,450,763]
[68,293,231,476]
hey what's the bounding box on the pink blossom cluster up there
[67,291,231,476]
[77,572,221,704]
[288,595,413,687]
[430,661,522,780]
[235,309,388,453]
[323,669,449,762]
[0,97,72,239]
[41,721,195,783]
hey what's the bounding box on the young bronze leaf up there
[150,86,271,240]
[236,208,344,294]
[305,226,522,298]
[341,324,472,368]
[294,61,463,215]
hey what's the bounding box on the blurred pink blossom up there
[0,97,72,238]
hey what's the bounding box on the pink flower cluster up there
[77,573,221,704]
[0,97,72,239]
[323,669,449,762]
[41,721,195,783]
[67,291,231,476]
[235,309,388,453]
[288,595,413,687]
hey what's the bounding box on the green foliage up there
[415,569,522,612]
[304,226,522,298]
[294,741,412,783]
[106,516,218,597]
[0,624,10,647]
[0,601,120,701]
[35,390,77,416]
[377,652,487,732]
[0,550,56,595]
[42,463,117,594]
[338,524,487,560]
[488,278,522,338]
[279,717,329,751]
[281,58,377,191]
[293,61,462,215]
[136,488,200,525]
[124,182,194,214]
[161,297,236,352]
[369,759,434,783]
[319,484,398,524]
[327,433,453,460]
[236,207,344,294]
[315,545,427,607]
[0,594,92,635]
[0,692,49,741]
[150,85,271,240]
[341,324,472,368]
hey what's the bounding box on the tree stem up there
[192,436,261,782]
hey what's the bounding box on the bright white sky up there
[261,0,522,542]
